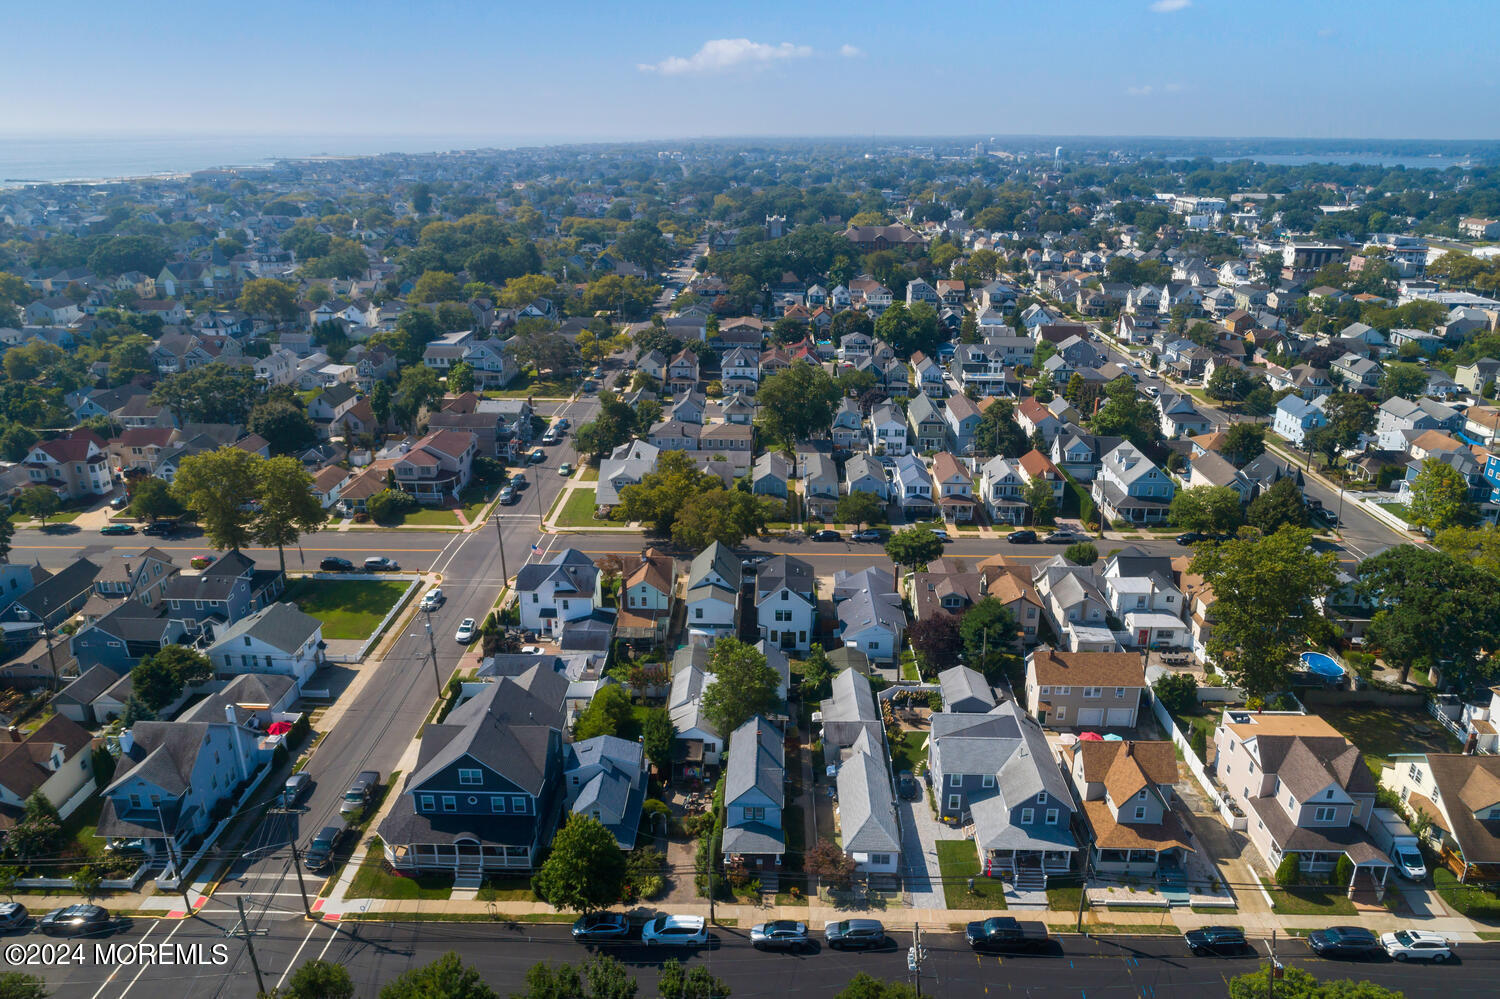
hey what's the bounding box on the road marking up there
[89,919,159,999]
[114,914,190,999]
[276,919,326,990]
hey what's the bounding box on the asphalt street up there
[15,919,1499,999]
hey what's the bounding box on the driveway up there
[898,787,966,909]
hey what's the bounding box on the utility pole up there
[908,922,926,998]
[235,896,267,997]
[287,833,313,918]
[157,805,193,913]
[423,617,442,696]
[491,512,510,590]
[1267,928,1280,999]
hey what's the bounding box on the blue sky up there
[3,0,1496,141]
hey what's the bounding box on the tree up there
[0,518,11,563]
[280,958,355,999]
[532,815,628,915]
[1433,523,1500,578]
[1229,966,1404,999]
[499,274,560,309]
[614,220,671,272]
[617,451,714,536]
[394,364,444,431]
[573,390,636,459]
[1405,458,1477,531]
[959,597,1021,679]
[1359,545,1500,691]
[805,839,859,891]
[70,865,101,902]
[237,278,299,321]
[172,447,261,551]
[700,638,780,737]
[908,614,962,678]
[410,270,464,303]
[1276,853,1302,886]
[657,959,729,999]
[15,487,60,526]
[573,684,633,741]
[1152,673,1199,716]
[976,399,1027,457]
[755,364,840,449]
[370,380,392,428]
[800,644,835,700]
[1245,475,1307,533]
[150,365,262,425]
[1378,361,1428,402]
[885,527,945,573]
[1089,377,1161,448]
[254,456,327,574]
[107,336,154,385]
[446,360,475,395]
[671,490,771,550]
[641,708,676,776]
[248,400,317,455]
[1206,365,1256,402]
[1222,423,1266,466]
[874,301,942,359]
[378,952,497,999]
[410,182,432,214]
[1022,477,1056,525]
[1169,485,1244,534]
[834,491,885,530]
[1191,527,1337,697]
[0,973,50,999]
[131,653,185,712]
[1308,393,1375,466]
[1064,541,1099,565]
[833,974,917,999]
[367,489,417,525]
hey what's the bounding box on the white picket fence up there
[1148,693,1245,830]
[308,572,423,663]
[157,763,275,891]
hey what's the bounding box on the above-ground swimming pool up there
[1300,652,1346,681]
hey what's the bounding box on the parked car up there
[556,418,570,430]
[1307,927,1382,959]
[39,905,111,937]
[851,529,885,542]
[454,618,478,643]
[0,902,29,932]
[811,529,842,542]
[529,448,547,464]
[511,472,528,490]
[498,486,518,505]
[100,523,136,535]
[304,824,346,872]
[965,916,1050,954]
[320,557,355,572]
[141,520,177,537]
[824,919,886,950]
[363,556,400,572]
[751,920,811,952]
[1175,532,1206,546]
[572,911,631,942]
[109,494,130,509]
[1043,531,1083,544]
[641,915,708,947]
[558,462,573,476]
[542,430,561,445]
[1381,930,1453,962]
[420,588,445,611]
[340,771,380,815]
[896,771,920,800]
[1185,926,1249,956]
[1006,530,1038,545]
[282,772,312,806]
[582,380,597,392]
[928,528,952,542]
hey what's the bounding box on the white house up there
[516,549,602,638]
[685,542,741,639]
[755,555,816,653]
[207,602,325,689]
[1273,395,1329,448]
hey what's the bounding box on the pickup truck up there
[966,917,1050,953]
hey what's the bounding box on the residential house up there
[517,549,601,640]
[1018,449,1066,506]
[835,731,901,879]
[721,717,786,883]
[1333,352,1382,389]
[932,452,977,523]
[721,347,759,396]
[939,664,997,714]
[1215,712,1391,895]
[668,647,722,776]
[1274,395,1329,448]
[1156,393,1212,439]
[377,666,569,879]
[1455,359,1500,394]
[1024,649,1146,729]
[869,402,909,456]
[977,558,1046,643]
[615,548,675,650]
[820,667,883,751]
[1031,557,1115,653]
[979,455,1028,524]
[1381,754,1500,883]
[751,452,791,499]
[1375,397,1463,451]
[564,736,647,850]
[23,431,113,500]
[392,430,477,504]
[206,602,323,690]
[892,453,935,519]
[1091,443,1174,525]
[944,393,983,455]
[0,715,96,829]
[1064,739,1189,878]
[755,555,815,653]
[666,349,700,393]
[907,394,948,452]
[831,398,865,450]
[832,567,905,665]
[801,452,840,521]
[1016,398,1064,446]
[685,542,741,639]
[596,439,659,509]
[843,452,890,501]
[1051,427,1123,482]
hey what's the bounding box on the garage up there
[1106,707,1136,726]
[1076,708,1105,726]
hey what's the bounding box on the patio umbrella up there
[1103,733,1124,742]
[1057,733,1079,747]
[266,721,293,735]
[1078,731,1104,742]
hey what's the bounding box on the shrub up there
[1333,854,1354,888]
[1190,726,1208,761]
[1275,854,1301,886]
[1064,541,1099,566]
[1153,673,1199,716]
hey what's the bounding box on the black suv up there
[1006,530,1038,544]
[966,916,1050,954]
[320,557,355,572]
[1307,926,1381,959]
[1185,925,1249,956]
[304,824,346,871]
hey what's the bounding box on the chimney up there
[6,726,20,743]
[1124,741,1133,758]
[225,704,237,725]
[119,729,134,755]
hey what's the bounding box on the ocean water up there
[1210,153,1474,169]
[0,134,523,187]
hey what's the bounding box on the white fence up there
[1427,698,1467,744]
[1147,693,1245,830]
[56,781,97,821]
[305,572,423,663]
[157,762,275,891]
[17,860,151,893]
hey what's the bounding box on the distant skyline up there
[4,0,1498,142]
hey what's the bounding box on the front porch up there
[939,495,978,523]
[980,847,1075,891]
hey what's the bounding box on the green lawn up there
[1167,705,1219,760]
[900,648,920,683]
[578,465,599,482]
[1047,881,1086,912]
[1434,868,1500,921]
[485,373,579,399]
[282,578,409,640]
[398,506,462,527]
[936,840,1007,909]
[347,848,452,900]
[1318,705,1462,779]
[554,488,607,528]
[476,876,538,901]
[1375,502,1410,521]
[1260,878,1356,915]
[889,729,928,777]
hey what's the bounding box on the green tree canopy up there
[15,487,60,526]
[884,527,945,573]
[280,958,355,999]
[700,638,780,737]
[617,451,715,536]
[248,399,317,456]
[171,447,262,551]
[378,952,497,999]
[1404,458,1477,531]
[573,390,637,459]
[1222,423,1266,465]
[236,278,299,320]
[959,597,1022,679]
[754,364,840,450]
[1169,485,1244,534]
[254,456,327,573]
[1246,476,1308,534]
[1190,527,1337,697]
[834,491,885,530]
[1359,545,1500,691]
[532,815,629,915]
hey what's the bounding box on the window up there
[742,806,764,821]
[491,797,506,813]
[1115,687,1126,698]
[1314,806,1336,823]
[947,794,962,811]
[1038,686,1050,696]
[1037,792,1048,804]
[1084,686,1101,698]
[1055,705,1067,720]
[1056,686,1071,696]
[1407,763,1422,784]
[511,795,527,813]
[458,769,482,785]
[1325,789,1335,799]
[1021,808,1034,824]
[695,608,703,619]
[1134,806,1147,820]
[981,775,995,788]
[441,795,456,812]
[1046,809,1059,825]
[949,774,962,788]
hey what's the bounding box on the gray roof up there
[15,558,99,619]
[754,640,790,696]
[820,668,881,748]
[756,554,813,602]
[687,541,741,593]
[515,549,599,599]
[668,661,716,737]
[931,707,1024,777]
[725,716,784,806]
[938,665,996,712]
[179,673,295,725]
[407,666,567,795]
[210,602,321,655]
[836,587,906,637]
[837,746,901,854]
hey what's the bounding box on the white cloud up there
[1126,85,1154,96]
[1127,82,1183,96]
[1149,0,1191,12]
[638,38,814,75]
[839,44,864,58]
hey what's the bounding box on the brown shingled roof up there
[1029,649,1146,688]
